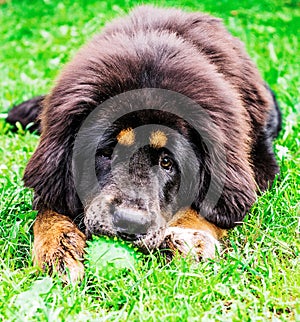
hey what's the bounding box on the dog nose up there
[112,208,151,235]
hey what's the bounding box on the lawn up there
[0,0,299,321]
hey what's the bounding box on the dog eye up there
[160,156,173,170]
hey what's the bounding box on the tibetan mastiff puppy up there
[7,6,281,281]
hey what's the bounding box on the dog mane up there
[23,6,273,229]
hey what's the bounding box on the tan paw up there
[162,226,220,260]
[33,211,86,283]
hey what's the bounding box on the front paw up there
[162,226,220,261]
[33,212,86,283]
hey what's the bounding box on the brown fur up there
[169,208,226,239]
[33,210,86,282]
[117,127,135,146]
[150,130,168,148]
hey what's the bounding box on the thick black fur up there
[6,95,44,134]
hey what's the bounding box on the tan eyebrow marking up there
[150,130,168,148]
[117,127,135,146]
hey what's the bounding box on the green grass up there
[0,0,299,320]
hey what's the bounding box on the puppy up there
[8,6,281,281]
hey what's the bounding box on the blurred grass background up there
[0,0,299,320]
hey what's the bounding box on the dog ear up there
[23,131,81,216]
[192,135,257,230]
[22,93,87,217]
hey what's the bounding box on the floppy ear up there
[194,139,256,229]
[205,165,257,229]
[192,135,257,230]
[23,129,81,217]
[22,92,90,217]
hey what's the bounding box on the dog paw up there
[33,213,86,283]
[162,226,220,260]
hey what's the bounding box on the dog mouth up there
[116,227,166,252]
[117,232,142,241]
[85,223,166,252]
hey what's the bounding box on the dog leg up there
[33,210,86,283]
[163,208,226,260]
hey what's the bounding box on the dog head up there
[72,96,205,251]
[85,126,182,250]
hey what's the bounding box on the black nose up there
[112,208,151,236]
